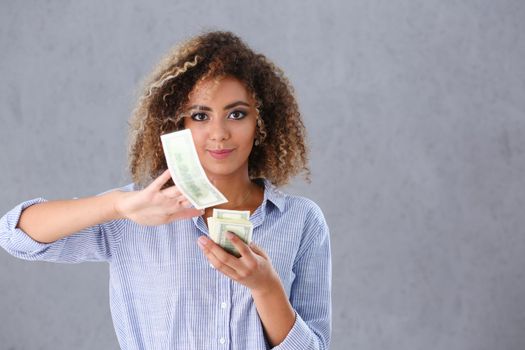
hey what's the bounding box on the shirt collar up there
[259,178,286,213]
[190,178,285,234]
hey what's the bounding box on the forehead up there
[188,76,253,105]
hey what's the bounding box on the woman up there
[0,31,331,349]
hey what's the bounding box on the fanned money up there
[161,129,228,209]
[208,208,253,257]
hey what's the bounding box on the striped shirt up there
[0,179,331,349]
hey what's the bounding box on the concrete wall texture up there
[1,1,524,349]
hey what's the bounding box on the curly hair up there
[127,30,310,189]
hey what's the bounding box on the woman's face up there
[182,76,257,180]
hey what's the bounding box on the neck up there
[207,171,255,210]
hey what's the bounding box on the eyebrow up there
[187,101,251,111]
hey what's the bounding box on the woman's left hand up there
[197,233,280,295]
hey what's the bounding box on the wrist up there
[250,274,283,299]
[107,190,128,221]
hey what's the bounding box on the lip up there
[208,148,235,160]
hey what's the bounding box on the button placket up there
[217,274,231,347]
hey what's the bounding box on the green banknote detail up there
[207,209,253,258]
[213,208,250,221]
[161,129,227,209]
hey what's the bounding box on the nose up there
[207,117,230,141]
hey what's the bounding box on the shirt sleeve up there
[0,186,131,264]
[273,204,332,350]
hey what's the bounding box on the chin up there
[203,165,240,178]
[203,161,250,179]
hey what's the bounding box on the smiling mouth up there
[208,148,234,159]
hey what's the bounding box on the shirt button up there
[220,302,227,309]
[219,337,226,344]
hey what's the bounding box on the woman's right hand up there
[115,169,203,226]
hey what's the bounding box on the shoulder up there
[279,193,331,264]
[284,194,324,216]
[262,179,328,230]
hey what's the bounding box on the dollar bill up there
[207,210,253,257]
[213,208,250,221]
[161,129,228,209]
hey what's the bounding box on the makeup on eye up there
[228,110,248,120]
[190,112,209,121]
[185,100,251,120]
[189,109,249,122]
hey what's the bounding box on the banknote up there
[208,209,253,257]
[213,208,250,221]
[161,129,228,209]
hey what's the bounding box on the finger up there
[198,236,242,270]
[167,207,203,221]
[161,185,182,199]
[248,242,270,259]
[150,169,172,191]
[163,194,192,209]
[226,232,254,259]
[168,194,192,208]
[201,245,241,280]
[178,198,193,208]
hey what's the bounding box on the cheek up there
[238,121,256,139]
[237,127,256,149]
[185,127,207,149]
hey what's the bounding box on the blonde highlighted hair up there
[127,31,310,189]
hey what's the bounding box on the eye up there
[228,110,247,120]
[190,112,209,122]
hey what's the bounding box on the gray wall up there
[1,1,524,349]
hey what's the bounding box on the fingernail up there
[226,231,234,239]
[198,236,208,246]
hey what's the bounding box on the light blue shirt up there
[0,179,331,349]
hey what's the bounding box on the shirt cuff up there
[0,198,54,254]
[271,311,317,350]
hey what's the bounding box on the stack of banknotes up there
[161,129,253,256]
[208,209,253,257]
